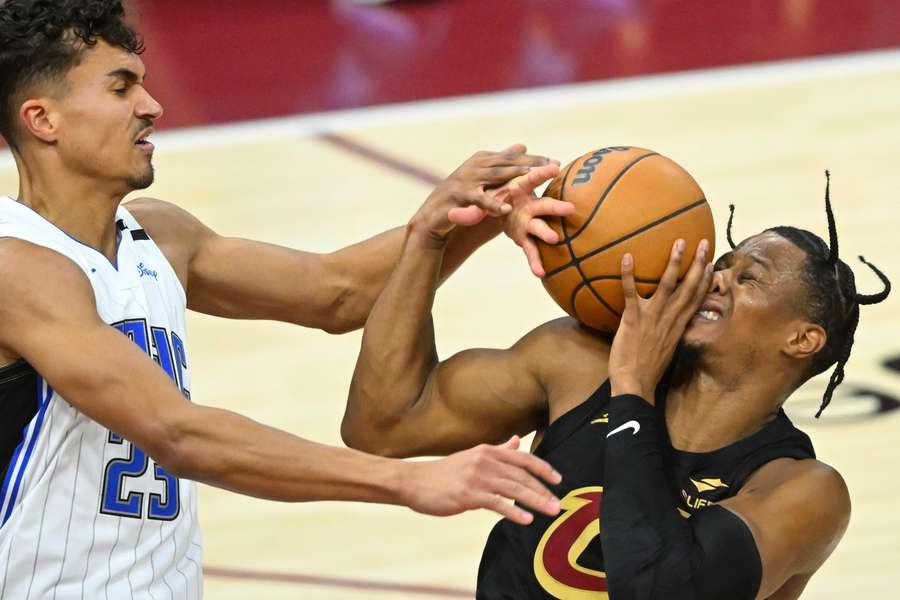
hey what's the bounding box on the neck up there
[14,151,126,263]
[665,358,791,453]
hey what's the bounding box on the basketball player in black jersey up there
[344,166,891,599]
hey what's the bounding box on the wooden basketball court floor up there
[1,48,898,599]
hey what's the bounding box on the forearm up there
[163,404,407,504]
[344,224,446,448]
[600,393,761,600]
[331,219,500,333]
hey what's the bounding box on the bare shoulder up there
[518,317,612,420]
[124,197,214,242]
[519,316,611,352]
[0,238,98,356]
[744,457,850,514]
[124,197,217,286]
[725,457,850,595]
[0,237,93,300]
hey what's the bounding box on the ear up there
[19,98,59,144]
[784,321,827,360]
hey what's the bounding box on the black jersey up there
[476,380,815,599]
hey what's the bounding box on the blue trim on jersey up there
[0,376,53,525]
[7,199,122,270]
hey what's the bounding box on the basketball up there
[538,146,716,332]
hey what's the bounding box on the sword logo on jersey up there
[681,477,729,512]
[533,486,608,599]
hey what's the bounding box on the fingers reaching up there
[499,143,528,156]
[671,239,714,318]
[656,239,686,299]
[447,205,489,227]
[489,441,562,486]
[475,492,535,525]
[507,163,561,198]
[620,253,637,310]
[523,238,545,278]
[479,165,532,187]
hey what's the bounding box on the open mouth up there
[693,302,724,323]
[695,309,721,322]
[134,128,154,150]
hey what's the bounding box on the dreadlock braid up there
[824,170,839,264]
[726,204,737,250]
[750,172,891,416]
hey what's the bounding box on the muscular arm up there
[127,198,499,334]
[343,224,549,457]
[0,239,561,521]
[343,163,587,458]
[600,394,849,600]
[126,147,553,334]
[721,459,850,599]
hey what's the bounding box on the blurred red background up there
[131,0,900,131]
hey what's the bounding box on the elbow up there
[340,411,414,458]
[342,380,412,457]
[144,410,211,481]
[145,428,194,479]
[340,414,392,456]
[317,255,368,335]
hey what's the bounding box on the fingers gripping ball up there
[538,146,715,332]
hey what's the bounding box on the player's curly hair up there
[726,172,891,417]
[0,0,143,149]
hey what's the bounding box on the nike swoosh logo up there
[606,420,640,438]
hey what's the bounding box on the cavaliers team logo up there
[533,486,607,598]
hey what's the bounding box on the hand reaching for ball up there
[608,239,714,400]
[496,165,576,277]
[412,145,574,277]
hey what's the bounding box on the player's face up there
[50,41,162,191]
[681,232,811,365]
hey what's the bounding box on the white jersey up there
[0,197,202,599]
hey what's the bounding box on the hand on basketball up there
[497,164,576,277]
[608,239,714,400]
[412,144,556,240]
[401,435,562,525]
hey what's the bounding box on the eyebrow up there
[105,68,144,83]
[748,252,773,269]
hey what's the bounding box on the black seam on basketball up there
[548,161,577,248]
[558,165,582,294]
[570,276,661,320]
[567,151,659,244]
[569,278,624,320]
[558,163,576,248]
[558,168,610,314]
[542,197,708,280]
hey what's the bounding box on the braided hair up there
[726,172,891,417]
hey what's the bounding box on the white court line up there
[2,47,900,169]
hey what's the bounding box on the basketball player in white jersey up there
[0,1,574,598]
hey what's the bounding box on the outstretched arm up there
[600,241,850,599]
[343,164,576,457]
[128,146,553,334]
[0,239,561,524]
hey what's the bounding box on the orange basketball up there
[538,146,715,332]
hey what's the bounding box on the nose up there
[709,269,729,295]
[136,88,164,121]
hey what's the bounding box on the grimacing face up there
[42,40,162,191]
[680,232,822,374]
